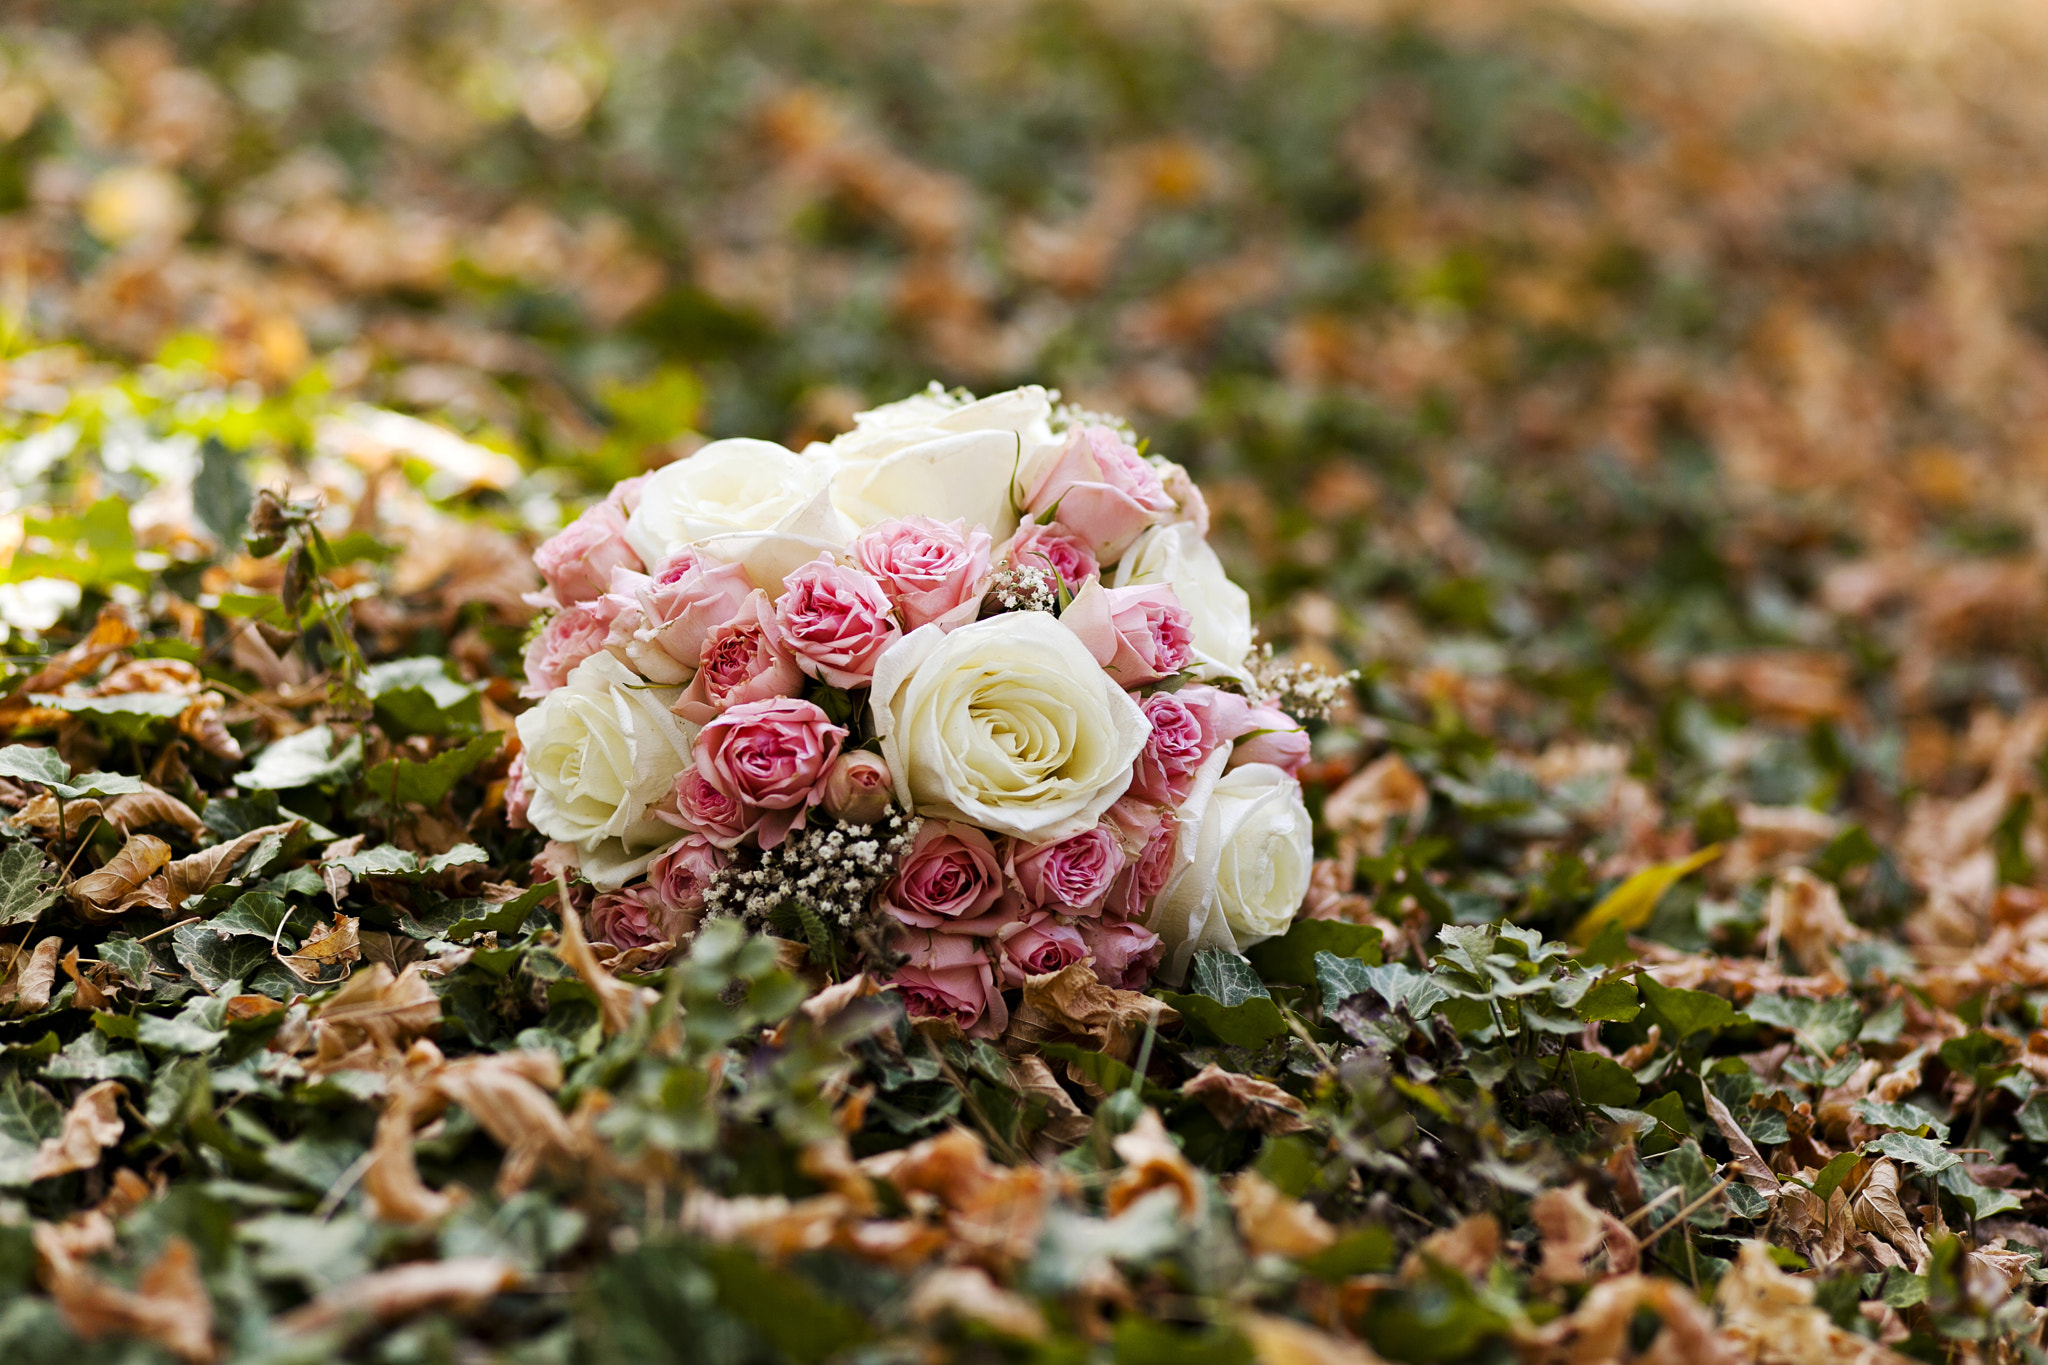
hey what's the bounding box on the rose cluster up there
[511,385,1316,1036]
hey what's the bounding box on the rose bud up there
[822,750,894,824]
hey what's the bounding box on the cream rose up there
[514,652,695,886]
[1148,759,1312,982]
[813,384,1062,539]
[1111,521,1254,681]
[625,437,849,593]
[869,612,1149,844]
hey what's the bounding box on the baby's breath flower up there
[1244,641,1355,723]
[701,810,922,930]
[981,561,1058,615]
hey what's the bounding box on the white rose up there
[1111,522,1253,681]
[869,612,1149,843]
[515,652,694,886]
[1148,761,1312,983]
[625,437,850,593]
[812,384,1062,539]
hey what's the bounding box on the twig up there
[1622,1182,1686,1227]
[135,916,201,944]
[1637,1177,1734,1250]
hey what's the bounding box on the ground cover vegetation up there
[2,0,2048,1360]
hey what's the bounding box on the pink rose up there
[1230,704,1311,777]
[533,500,644,608]
[604,473,649,517]
[881,821,1006,930]
[649,834,728,917]
[1131,690,1219,803]
[531,841,584,894]
[888,928,1007,1039]
[1024,425,1174,561]
[694,697,846,848]
[774,554,901,689]
[674,590,804,724]
[822,750,893,824]
[588,882,685,954]
[1106,809,1178,921]
[1009,823,1125,916]
[998,911,1089,986]
[606,549,756,685]
[1158,462,1210,536]
[1000,522,1099,591]
[1078,919,1163,991]
[660,769,754,849]
[505,750,534,830]
[854,517,992,632]
[1060,580,1194,687]
[522,600,616,698]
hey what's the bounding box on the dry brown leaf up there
[860,1126,1054,1264]
[1005,962,1176,1063]
[1323,753,1429,862]
[1531,1184,1606,1286]
[557,902,644,1036]
[1850,1160,1930,1271]
[1534,1273,1731,1365]
[429,1050,580,1195]
[3,605,138,703]
[907,1266,1048,1342]
[36,1229,214,1364]
[30,1080,127,1181]
[8,793,103,839]
[1685,649,1854,723]
[681,1190,847,1258]
[308,962,441,1072]
[164,822,296,910]
[60,946,113,1011]
[364,1082,465,1226]
[280,911,361,983]
[100,784,204,839]
[1240,1314,1389,1365]
[69,834,174,917]
[1107,1108,1201,1218]
[176,692,242,761]
[1229,1171,1336,1258]
[277,1257,519,1337]
[1717,1239,1916,1365]
[1402,1214,1499,1281]
[1011,1052,1091,1151]
[1181,1063,1310,1134]
[1702,1091,1778,1193]
[1766,868,1863,976]
[223,995,283,1023]
[3,936,63,1016]
[93,658,201,697]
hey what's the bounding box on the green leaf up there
[1938,1165,2023,1219]
[194,435,254,549]
[1938,1030,2014,1085]
[360,732,500,810]
[1637,974,1738,1040]
[0,1072,63,1186]
[240,725,363,791]
[1810,1149,1862,1202]
[1246,918,1382,986]
[27,692,188,741]
[1854,1099,1950,1141]
[0,844,58,930]
[1319,957,1448,1019]
[2019,1095,2048,1143]
[1576,976,1640,1022]
[1865,1131,1959,1174]
[398,882,551,943]
[363,657,483,736]
[173,923,300,999]
[43,1030,151,1084]
[698,1244,871,1364]
[1189,949,1271,1006]
[1156,991,1290,1049]
[1747,994,1861,1059]
[138,994,230,1054]
[1570,844,1721,946]
[333,843,488,880]
[0,745,70,788]
[1299,1225,1396,1281]
[1566,1050,1641,1107]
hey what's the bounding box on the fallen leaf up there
[277,1257,519,1337]
[60,946,112,1011]
[1703,1091,1778,1192]
[30,1080,127,1181]
[279,912,361,983]
[1323,753,1430,862]
[8,793,103,839]
[1011,1052,1091,1150]
[364,1080,465,1226]
[1229,1171,1336,1258]
[557,902,645,1036]
[1403,1214,1499,1281]
[1240,1314,1389,1365]
[36,1229,214,1363]
[164,822,296,909]
[429,1049,580,1195]
[1005,962,1176,1063]
[1107,1108,1201,1218]
[681,1189,847,1258]
[1850,1160,1929,1271]
[1717,1239,1916,1364]
[176,693,242,761]
[101,784,204,839]
[69,834,174,918]
[1181,1063,1310,1134]
[907,1266,1047,1341]
[1765,868,1863,975]
[3,936,62,1016]
[308,963,441,1073]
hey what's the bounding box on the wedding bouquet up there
[509,384,1335,1036]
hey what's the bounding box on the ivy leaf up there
[1810,1149,1863,1202]
[359,732,501,810]
[1189,949,1270,1006]
[1854,1099,1950,1141]
[363,657,482,736]
[172,922,300,999]
[1156,991,1290,1049]
[1865,1131,1960,1174]
[1637,975,1739,1041]
[240,725,364,791]
[0,844,58,930]
[1938,1165,2024,1219]
[194,434,254,549]
[1575,976,1640,1023]
[1245,918,1382,987]
[1566,1051,1641,1107]
[1747,994,1861,1059]
[0,1072,64,1186]
[0,745,68,788]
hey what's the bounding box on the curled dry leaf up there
[1534,1273,1731,1365]
[9,793,103,840]
[30,1079,127,1181]
[907,1266,1048,1342]
[308,962,441,1073]
[1402,1214,1500,1281]
[164,821,297,910]
[1703,1091,1778,1192]
[1531,1184,1606,1286]
[1106,1108,1201,1218]
[69,834,173,918]
[1239,1314,1390,1365]
[680,1190,847,1259]
[557,902,645,1036]
[277,1257,520,1337]
[35,1229,214,1364]
[279,911,361,983]
[100,784,205,839]
[1010,1052,1092,1151]
[60,946,113,1011]
[1182,1063,1310,1134]
[429,1049,581,1196]
[860,1126,1055,1265]
[93,658,202,697]
[1323,752,1429,862]
[2,936,63,1016]
[364,1080,466,1226]
[1229,1171,1336,1258]
[1850,1160,1930,1271]
[1766,868,1863,975]
[1005,962,1176,1063]
[176,692,242,761]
